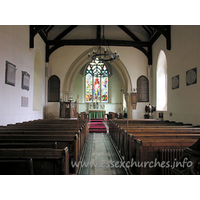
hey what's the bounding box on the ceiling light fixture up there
[88,25,119,62]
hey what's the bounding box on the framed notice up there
[5,61,17,86]
[21,71,30,91]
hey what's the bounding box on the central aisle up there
[78,133,127,175]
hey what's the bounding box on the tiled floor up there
[78,132,127,175]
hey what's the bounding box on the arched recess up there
[156,50,168,111]
[137,75,149,102]
[62,47,132,117]
[48,75,60,102]
[33,49,43,111]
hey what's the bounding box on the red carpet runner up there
[89,118,107,133]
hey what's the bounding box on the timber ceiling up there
[30,25,171,65]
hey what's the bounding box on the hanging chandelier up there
[86,26,119,77]
[88,26,119,62]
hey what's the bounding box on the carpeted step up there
[90,124,106,127]
[89,119,107,133]
[90,118,104,122]
[89,128,107,133]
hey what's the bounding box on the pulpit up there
[60,102,77,118]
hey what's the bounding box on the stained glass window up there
[86,74,93,102]
[93,76,100,102]
[101,77,108,102]
[85,59,109,102]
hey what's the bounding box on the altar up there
[88,109,106,119]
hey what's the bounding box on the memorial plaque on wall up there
[21,71,30,91]
[5,61,17,86]
[172,75,179,90]
[48,75,60,102]
[137,75,149,102]
[21,97,28,107]
[186,68,197,86]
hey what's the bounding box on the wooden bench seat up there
[110,127,200,155]
[108,119,200,175]
[0,142,58,149]
[0,133,79,174]
[134,139,197,175]
[19,119,87,124]
[5,120,89,148]
[0,130,86,157]
[0,147,69,175]
[0,119,89,175]
[127,133,200,173]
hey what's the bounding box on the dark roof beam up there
[48,39,149,47]
[97,25,101,40]
[149,25,171,50]
[30,25,49,48]
[47,39,151,64]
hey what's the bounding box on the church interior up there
[0,23,199,197]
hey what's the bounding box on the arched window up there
[156,50,167,111]
[85,58,109,102]
[48,75,60,102]
[137,75,149,102]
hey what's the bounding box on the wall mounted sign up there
[186,68,197,86]
[5,61,17,86]
[172,75,179,90]
[21,71,30,91]
[21,96,28,107]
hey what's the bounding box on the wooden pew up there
[108,119,200,175]
[0,129,85,158]
[1,119,89,158]
[124,128,200,160]
[0,133,79,174]
[0,147,69,175]
[127,133,200,174]
[17,119,88,125]
[0,119,89,175]
[134,139,197,175]
[108,119,199,158]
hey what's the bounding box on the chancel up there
[0,25,200,176]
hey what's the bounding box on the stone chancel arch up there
[62,47,132,102]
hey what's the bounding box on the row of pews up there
[0,118,89,175]
[109,119,200,175]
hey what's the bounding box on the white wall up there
[152,25,200,125]
[0,25,46,125]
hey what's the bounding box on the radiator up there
[160,149,184,175]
